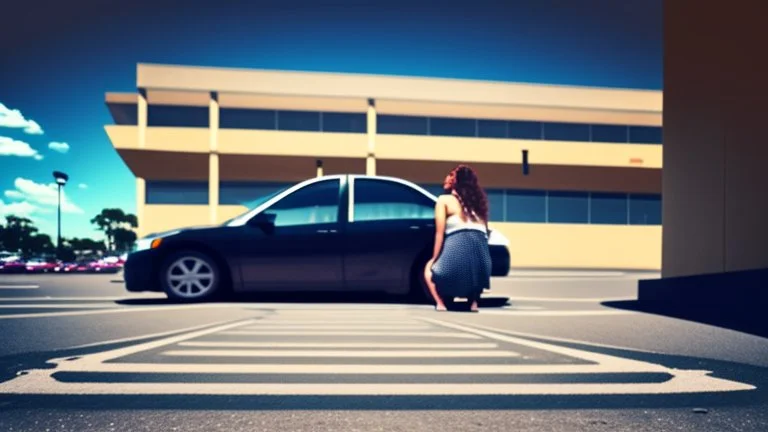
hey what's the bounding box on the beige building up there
[105,63,663,270]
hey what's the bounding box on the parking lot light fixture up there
[52,171,69,260]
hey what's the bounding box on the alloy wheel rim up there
[166,256,215,298]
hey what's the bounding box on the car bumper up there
[490,245,511,276]
[123,250,160,292]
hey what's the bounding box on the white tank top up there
[445,214,487,235]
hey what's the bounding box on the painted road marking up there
[238,325,431,331]
[0,304,119,309]
[0,285,39,289]
[220,330,483,338]
[0,312,755,396]
[481,309,632,316]
[161,349,520,358]
[177,341,499,349]
[68,320,239,350]
[0,304,221,320]
[504,297,636,303]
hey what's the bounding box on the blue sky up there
[0,0,662,240]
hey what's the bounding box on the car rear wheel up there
[161,250,221,302]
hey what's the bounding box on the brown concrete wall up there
[663,0,768,277]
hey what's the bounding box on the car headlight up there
[133,230,180,252]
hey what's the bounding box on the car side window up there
[262,180,340,227]
[353,179,435,222]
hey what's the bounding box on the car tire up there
[160,250,221,302]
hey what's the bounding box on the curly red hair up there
[444,164,489,223]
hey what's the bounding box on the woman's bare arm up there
[431,196,448,261]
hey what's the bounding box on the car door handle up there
[316,229,338,234]
[409,225,420,230]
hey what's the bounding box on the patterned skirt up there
[430,229,492,299]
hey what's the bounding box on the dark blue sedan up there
[125,174,511,302]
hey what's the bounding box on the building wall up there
[662,0,768,277]
[140,203,661,270]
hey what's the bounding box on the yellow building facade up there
[106,63,663,270]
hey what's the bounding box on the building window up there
[506,190,547,222]
[544,122,590,142]
[547,191,589,223]
[629,126,663,144]
[321,112,367,133]
[277,110,321,132]
[220,108,276,130]
[219,182,292,206]
[377,115,429,135]
[629,194,662,225]
[147,105,209,128]
[590,192,629,224]
[429,117,477,137]
[487,189,505,222]
[591,125,628,143]
[478,120,507,138]
[508,121,543,140]
[108,103,138,126]
[146,181,208,205]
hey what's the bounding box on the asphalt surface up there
[0,270,767,431]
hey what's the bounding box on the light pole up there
[52,171,69,260]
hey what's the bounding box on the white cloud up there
[78,183,88,189]
[0,199,38,219]
[34,154,44,161]
[48,141,70,153]
[4,177,84,214]
[0,136,42,159]
[0,103,43,135]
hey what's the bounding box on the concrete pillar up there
[136,177,145,238]
[136,89,147,238]
[138,88,147,149]
[639,0,768,306]
[366,98,376,176]
[209,92,220,224]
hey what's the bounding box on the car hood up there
[142,225,214,239]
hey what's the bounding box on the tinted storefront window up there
[590,193,629,224]
[547,191,589,223]
[146,181,208,204]
[506,190,547,222]
[377,115,428,135]
[148,105,209,127]
[220,108,276,130]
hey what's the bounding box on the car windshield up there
[219,186,291,226]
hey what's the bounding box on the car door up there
[343,177,436,293]
[238,178,345,291]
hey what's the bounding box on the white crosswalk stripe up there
[0,310,757,397]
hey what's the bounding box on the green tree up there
[26,233,55,258]
[90,209,138,252]
[113,228,138,254]
[1,215,38,254]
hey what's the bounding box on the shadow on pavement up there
[603,300,768,339]
[115,293,511,310]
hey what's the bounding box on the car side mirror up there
[247,213,276,234]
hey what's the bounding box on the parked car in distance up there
[124,174,511,302]
[25,258,60,273]
[54,262,80,273]
[87,258,122,274]
[0,255,26,274]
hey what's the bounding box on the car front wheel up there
[161,251,221,302]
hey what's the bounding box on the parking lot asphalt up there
[0,270,766,431]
